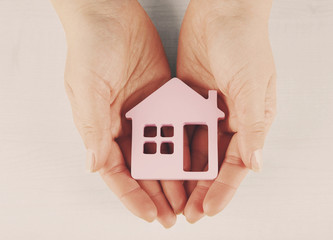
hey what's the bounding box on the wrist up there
[190,0,272,23]
[50,0,136,30]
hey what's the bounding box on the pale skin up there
[178,0,276,222]
[51,0,276,227]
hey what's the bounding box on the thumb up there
[233,82,267,172]
[64,70,113,173]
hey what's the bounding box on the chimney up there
[208,90,217,105]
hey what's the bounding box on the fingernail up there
[86,149,95,172]
[251,149,263,172]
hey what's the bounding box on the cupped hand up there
[177,0,276,222]
[54,0,187,227]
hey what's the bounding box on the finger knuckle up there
[64,78,74,97]
[148,190,164,199]
[101,163,128,178]
[214,180,237,191]
[239,120,266,139]
[266,108,277,122]
[76,121,104,143]
[223,154,244,166]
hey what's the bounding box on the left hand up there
[51,0,187,228]
[177,0,276,223]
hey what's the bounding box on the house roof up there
[125,78,225,122]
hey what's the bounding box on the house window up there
[161,142,174,154]
[161,126,174,137]
[143,142,156,154]
[144,125,157,137]
[183,124,208,172]
[143,125,174,154]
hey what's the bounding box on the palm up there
[178,7,275,129]
[176,1,275,222]
[66,6,170,138]
[64,2,182,227]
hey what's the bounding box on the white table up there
[0,0,332,239]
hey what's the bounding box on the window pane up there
[144,125,157,137]
[143,142,156,154]
[161,125,174,137]
[161,142,174,154]
[183,124,208,172]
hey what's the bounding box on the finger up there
[230,78,269,172]
[160,180,187,215]
[139,181,177,228]
[183,125,192,172]
[64,67,113,172]
[184,181,197,199]
[160,126,187,214]
[183,123,230,223]
[183,125,208,198]
[136,134,177,228]
[99,141,157,222]
[203,134,249,216]
[190,125,209,171]
[183,180,212,223]
[183,125,196,197]
[183,126,212,223]
[117,134,176,228]
[264,74,277,131]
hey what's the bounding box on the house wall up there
[131,121,181,179]
[131,118,220,179]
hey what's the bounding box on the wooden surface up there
[0,0,333,239]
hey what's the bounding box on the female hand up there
[177,0,276,222]
[51,0,187,228]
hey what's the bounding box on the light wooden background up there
[0,0,333,239]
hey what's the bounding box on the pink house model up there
[125,78,225,180]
